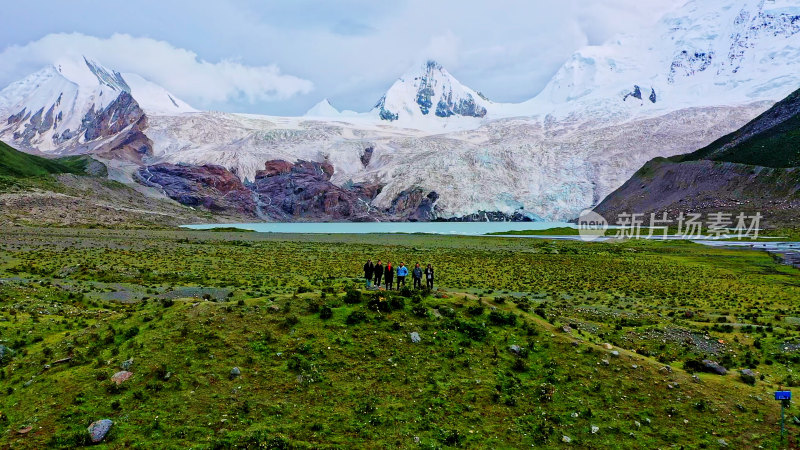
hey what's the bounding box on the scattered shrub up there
[466,305,484,316]
[411,305,428,318]
[123,326,139,340]
[287,355,310,372]
[438,429,463,446]
[367,298,391,313]
[438,306,456,318]
[344,289,362,305]
[740,372,756,385]
[488,311,517,326]
[306,299,321,313]
[346,311,367,325]
[538,383,555,402]
[389,297,405,311]
[319,306,333,320]
[446,319,487,341]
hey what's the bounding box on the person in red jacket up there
[384,262,394,290]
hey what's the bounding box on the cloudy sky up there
[0,0,682,115]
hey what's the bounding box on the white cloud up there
[0,33,314,108]
[419,32,461,69]
[0,1,685,114]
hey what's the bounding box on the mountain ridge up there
[1,0,799,221]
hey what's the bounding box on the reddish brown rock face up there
[137,159,441,222]
[136,163,257,216]
[388,187,439,221]
[253,160,381,221]
[260,160,294,177]
[94,114,152,163]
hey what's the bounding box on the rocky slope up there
[0,140,243,227]
[594,88,800,228]
[0,174,231,228]
[136,164,257,217]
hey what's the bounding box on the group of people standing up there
[363,260,434,290]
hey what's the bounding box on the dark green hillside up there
[0,140,91,177]
[0,141,86,177]
[681,87,800,167]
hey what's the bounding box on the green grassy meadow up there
[1,228,799,448]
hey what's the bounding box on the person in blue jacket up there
[396,263,409,288]
[412,263,423,289]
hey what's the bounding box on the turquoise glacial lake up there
[182,222,575,235]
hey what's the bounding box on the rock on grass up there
[111,371,133,385]
[702,360,727,375]
[88,419,113,443]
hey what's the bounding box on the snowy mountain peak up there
[373,60,490,122]
[49,56,131,94]
[304,98,340,117]
[83,57,130,92]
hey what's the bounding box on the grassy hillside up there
[681,87,800,168]
[0,140,91,177]
[1,229,799,448]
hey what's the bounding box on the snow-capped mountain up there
[1,0,799,221]
[0,57,193,157]
[520,0,800,122]
[372,60,491,123]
